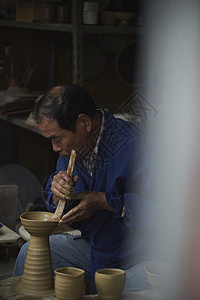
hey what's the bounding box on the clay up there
[55,267,85,300]
[15,211,58,297]
[95,268,126,300]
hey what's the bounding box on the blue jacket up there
[45,110,152,282]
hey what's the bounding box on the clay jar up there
[55,267,85,300]
[83,2,99,25]
[56,6,70,23]
[15,211,58,297]
[42,5,55,22]
[95,268,126,300]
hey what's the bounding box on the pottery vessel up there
[100,11,118,26]
[95,268,126,300]
[56,6,70,23]
[115,12,136,26]
[144,262,170,296]
[55,267,85,300]
[15,211,58,296]
[83,1,99,25]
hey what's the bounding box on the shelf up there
[83,25,148,35]
[0,20,147,35]
[0,20,72,32]
[0,113,40,135]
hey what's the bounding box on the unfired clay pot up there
[55,267,85,300]
[15,211,58,296]
[95,268,126,300]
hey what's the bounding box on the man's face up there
[38,117,91,158]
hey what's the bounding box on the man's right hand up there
[51,171,78,205]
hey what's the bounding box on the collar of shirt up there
[82,109,105,176]
[93,108,105,155]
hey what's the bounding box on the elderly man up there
[13,84,153,292]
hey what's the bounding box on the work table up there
[0,276,161,300]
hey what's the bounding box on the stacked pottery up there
[15,211,58,297]
[83,2,99,25]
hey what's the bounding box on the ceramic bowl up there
[100,11,118,26]
[20,211,58,236]
[115,12,136,26]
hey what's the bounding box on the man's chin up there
[59,151,81,159]
[59,152,69,158]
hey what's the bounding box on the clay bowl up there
[20,211,58,236]
[55,267,85,300]
[95,268,126,300]
[100,11,118,26]
[115,12,136,26]
[144,262,170,296]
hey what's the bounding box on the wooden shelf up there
[83,25,147,35]
[0,20,72,32]
[0,20,147,35]
[0,113,40,135]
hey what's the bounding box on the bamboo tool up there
[50,149,76,221]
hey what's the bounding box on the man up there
[14,84,153,292]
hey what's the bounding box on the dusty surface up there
[0,277,160,300]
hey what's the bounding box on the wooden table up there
[0,276,161,300]
[0,224,20,244]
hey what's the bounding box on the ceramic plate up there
[66,41,107,80]
[115,41,148,86]
[98,34,126,53]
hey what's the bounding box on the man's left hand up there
[60,191,115,223]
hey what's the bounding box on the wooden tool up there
[50,149,76,221]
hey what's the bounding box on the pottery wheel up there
[0,277,55,300]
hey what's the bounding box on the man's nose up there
[52,142,62,152]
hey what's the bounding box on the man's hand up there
[51,171,78,206]
[60,191,116,223]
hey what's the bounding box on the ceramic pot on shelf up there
[83,1,99,25]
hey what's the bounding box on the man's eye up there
[53,139,62,144]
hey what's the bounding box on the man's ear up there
[77,114,92,132]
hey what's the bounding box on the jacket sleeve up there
[45,173,56,212]
[105,138,157,232]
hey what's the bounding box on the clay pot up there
[144,262,170,296]
[56,6,70,23]
[115,12,136,26]
[55,267,85,300]
[100,11,118,26]
[15,211,58,297]
[83,2,99,25]
[95,268,126,300]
